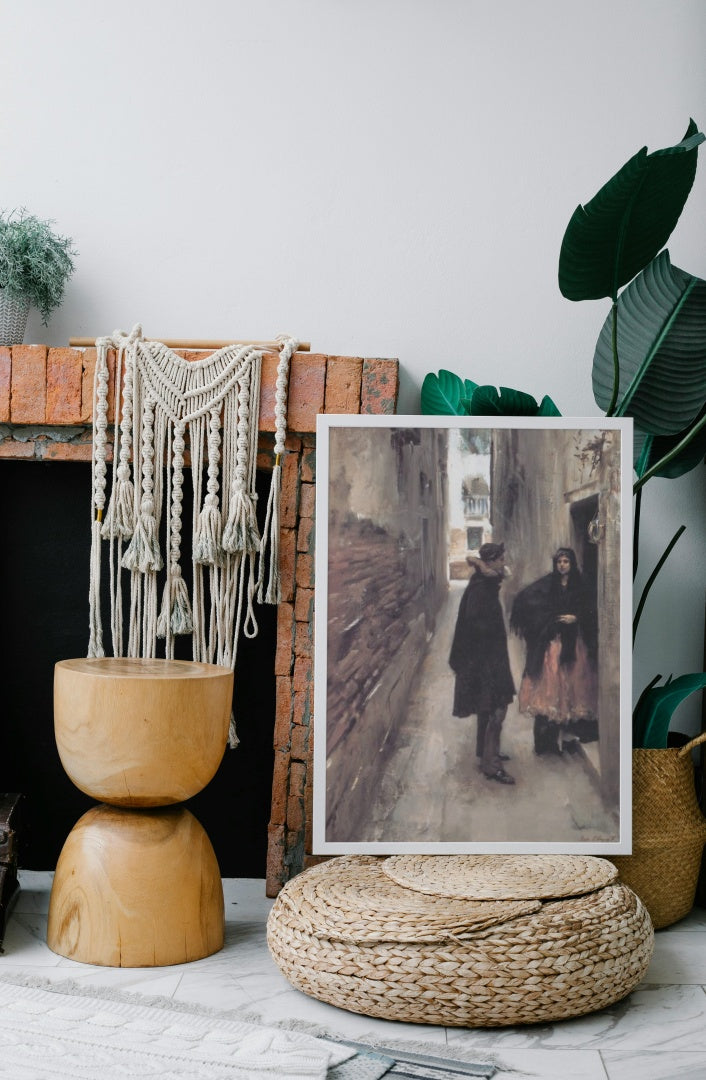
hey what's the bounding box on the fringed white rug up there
[0,975,362,1079]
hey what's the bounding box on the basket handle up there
[677,730,706,757]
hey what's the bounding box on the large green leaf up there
[559,120,704,301]
[633,672,706,749]
[536,395,563,417]
[634,406,706,479]
[470,385,562,416]
[421,373,562,418]
[421,370,477,415]
[592,251,706,434]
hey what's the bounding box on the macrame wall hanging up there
[88,325,297,745]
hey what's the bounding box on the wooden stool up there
[47,658,233,967]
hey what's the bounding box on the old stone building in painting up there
[324,425,449,840]
[446,428,492,579]
[491,427,623,813]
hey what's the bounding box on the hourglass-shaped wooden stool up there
[47,658,233,967]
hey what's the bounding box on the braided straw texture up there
[382,853,618,900]
[273,856,540,943]
[610,741,706,929]
[267,856,653,1027]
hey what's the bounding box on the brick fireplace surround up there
[0,344,399,896]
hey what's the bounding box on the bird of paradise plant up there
[422,121,706,747]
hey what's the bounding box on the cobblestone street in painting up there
[365,581,617,845]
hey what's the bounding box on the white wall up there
[3,0,705,727]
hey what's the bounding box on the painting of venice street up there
[363,580,615,844]
[320,421,625,849]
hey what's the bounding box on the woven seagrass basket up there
[610,732,706,930]
[267,855,654,1027]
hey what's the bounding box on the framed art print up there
[313,415,633,855]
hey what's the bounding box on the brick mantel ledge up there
[0,345,397,453]
[0,343,399,895]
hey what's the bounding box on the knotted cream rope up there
[193,406,224,567]
[87,342,110,658]
[257,334,298,604]
[88,326,296,747]
[157,419,193,654]
[101,343,135,542]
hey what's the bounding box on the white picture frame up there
[313,414,633,855]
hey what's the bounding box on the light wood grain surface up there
[47,805,224,966]
[54,658,233,806]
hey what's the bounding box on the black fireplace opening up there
[0,459,276,877]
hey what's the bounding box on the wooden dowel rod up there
[68,337,311,351]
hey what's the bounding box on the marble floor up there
[2,871,706,1079]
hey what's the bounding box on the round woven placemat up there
[382,853,618,899]
[277,856,541,943]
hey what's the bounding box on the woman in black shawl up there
[510,547,597,755]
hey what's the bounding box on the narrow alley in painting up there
[364,578,616,845]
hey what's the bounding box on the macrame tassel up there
[156,418,192,640]
[88,338,110,657]
[101,467,135,540]
[102,338,136,541]
[258,461,282,604]
[194,494,224,566]
[222,360,261,556]
[123,392,161,573]
[87,518,105,657]
[157,569,194,637]
[228,711,240,749]
[195,405,225,566]
[222,488,261,554]
[256,334,296,604]
[122,498,163,573]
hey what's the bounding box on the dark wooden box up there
[0,793,23,949]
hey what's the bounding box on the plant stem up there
[633,524,686,644]
[633,410,706,492]
[606,302,619,417]
[632,672,663,747]
[633,487,642,582]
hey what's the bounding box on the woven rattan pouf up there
[267,855,654,1027]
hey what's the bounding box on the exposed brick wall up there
[326,521,425,756]
[322,426,450,844]
[0,343,398,895]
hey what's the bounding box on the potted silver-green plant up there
[0,209,76,345]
